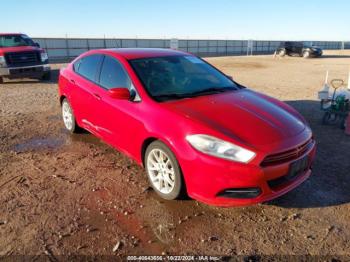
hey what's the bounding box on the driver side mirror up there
[108,88,131,100]
[226,75,233,80]
[34,42,40,48]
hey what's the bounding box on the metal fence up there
[32,37,350,62]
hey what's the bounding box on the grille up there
[268,175,291,189]
[5,51,40,67]
[261,139,314,167]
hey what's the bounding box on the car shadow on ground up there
[1,68,59,85]
[267,100,350,209]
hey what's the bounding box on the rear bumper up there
[0,64,51,78]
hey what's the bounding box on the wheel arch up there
[59,95,66,105]
[141,137,159,167]
[140,136,182,168]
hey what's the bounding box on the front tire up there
[0,77,3,84]
[278,49,286,57]
[145,141,186,200]
[41,71,51,81]
[61,98,79,133]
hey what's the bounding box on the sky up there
[1,0,349,40]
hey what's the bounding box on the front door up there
[88,55,144,158]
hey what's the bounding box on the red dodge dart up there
[58,48,316,207]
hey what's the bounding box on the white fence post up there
[170,38,179,50]
[247,39,253,56]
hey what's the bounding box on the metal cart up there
[320,79,350,128]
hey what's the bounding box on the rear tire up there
[145,141,186,200]
[61,98,79,133]
[322,112,338,125]
[340,116,346,129]
[303,51,310,58]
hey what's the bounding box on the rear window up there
[74,54,102,82]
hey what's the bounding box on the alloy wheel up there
[146,149,176,194]
[62,101,73,131]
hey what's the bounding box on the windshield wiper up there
[185,86,234,97]
[154,87,235,102]
[153,93,190,102]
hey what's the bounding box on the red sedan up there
[58,48,316,207]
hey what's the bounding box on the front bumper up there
[181,138,316,207]
[0,64,51,78]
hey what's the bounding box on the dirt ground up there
[1,50,350,261]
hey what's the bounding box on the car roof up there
[102,48,189,60]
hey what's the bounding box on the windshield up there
[129,55,239,102]
[0,34,35,48]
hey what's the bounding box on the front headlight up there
[186,134,256,163]
[0,56,7,67]
[40,52,48,62]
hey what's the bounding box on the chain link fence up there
[32,37,350,62]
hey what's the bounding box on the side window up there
[76,55,102,82]
[99,56,131,90]
[73,59,81,72]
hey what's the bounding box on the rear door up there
[69,54,103,132]
[295,42,303,55]
[284,42,292,53]
[290,42,302,55]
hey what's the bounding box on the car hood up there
[163,89,306,147]
[0,46,40,55]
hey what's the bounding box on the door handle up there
[93,93,101,100]
[69,79,75,84]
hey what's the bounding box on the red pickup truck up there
[0,33,51,84]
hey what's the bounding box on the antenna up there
[348,70,350,90]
